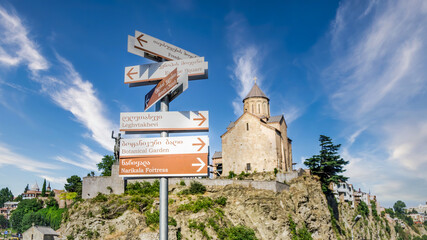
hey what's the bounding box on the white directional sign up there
[120,111,208,133]
[125,57,208,86]
[120,135,209,158]
[128,31,198,61]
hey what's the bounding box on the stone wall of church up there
[222,114,279,175]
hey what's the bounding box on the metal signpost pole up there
[159,95,169,240]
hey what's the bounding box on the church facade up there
[213,83,293,176]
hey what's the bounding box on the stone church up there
[212,82,293,177]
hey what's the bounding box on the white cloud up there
[55,144,104,171]
[0,5,48,72]
[320,0,427,206]
[226,13,263,116]
[46,55,116,151]
[0,142,61,173]
[39,175,67,186]
[0,5,116,152]
[0,5,116,180]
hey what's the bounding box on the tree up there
[304,135,349,192]
[0,187,13,207]
[64,175,82,198]
[41,179,47,197]
[24,184,29,193]
[97,155,115,176]
[10,199,43,232]
[394,200,406,215]
[0,215,8,229]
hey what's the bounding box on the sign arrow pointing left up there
[126,67,138,80]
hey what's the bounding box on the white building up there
[330,182,355,208]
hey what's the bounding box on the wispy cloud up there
[55,144,103,171]
[0,142,61,173]
[0,5,48,72]
[226,13,263,116]
[320,0,427,206]
[0,5,115,153]
[39,175,67,186]
[45,55,116,151]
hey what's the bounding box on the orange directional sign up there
[144,69,178,111]
[120,111,209,133]
[119,153,208,178]
[144,69,189,111]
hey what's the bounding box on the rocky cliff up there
[58,175,425,240]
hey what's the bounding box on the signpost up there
[124,57,208,87]
[128,31,198,61]
[122,30,208,240]
[120,111,208,133]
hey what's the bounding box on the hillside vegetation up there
[58,175,426,240]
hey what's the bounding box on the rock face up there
[58,175,422,240]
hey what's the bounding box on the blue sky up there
[0,0,426,208]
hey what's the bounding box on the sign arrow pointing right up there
[192,157,206,172]
[192,137,206,151]
[193,112,207,126]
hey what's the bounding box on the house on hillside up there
[330,182,355,208]
[22,224,59,240]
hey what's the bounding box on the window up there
[246,123,249,131]
[258,104,260,113]
[246,163,251,171]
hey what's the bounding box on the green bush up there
[274,168,279,176]
[145,210,160,227]
[214,197,227,206]
[357,201,369,217]
[92,193,108,202]
[218,225,257,240]
[189,181,206,194]
[177,197,214,213]
[188,219,210,239]
[228,171,236,179]
[126,180,160,197]
[168,217,177,226]
[237,171,250,180]
[179,180,186,186]
[287,215,313,239]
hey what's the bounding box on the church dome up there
[243,83,269,101]
[243,82,270,118]
[31,182,40,191]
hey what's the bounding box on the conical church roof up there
[243,83,269,101]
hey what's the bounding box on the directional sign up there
[144,69,188,111]
[120,111,209,133]
[124,57,208,86]
[119,153,208,178]
[128,31,198,61]
[120,136,209,158]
